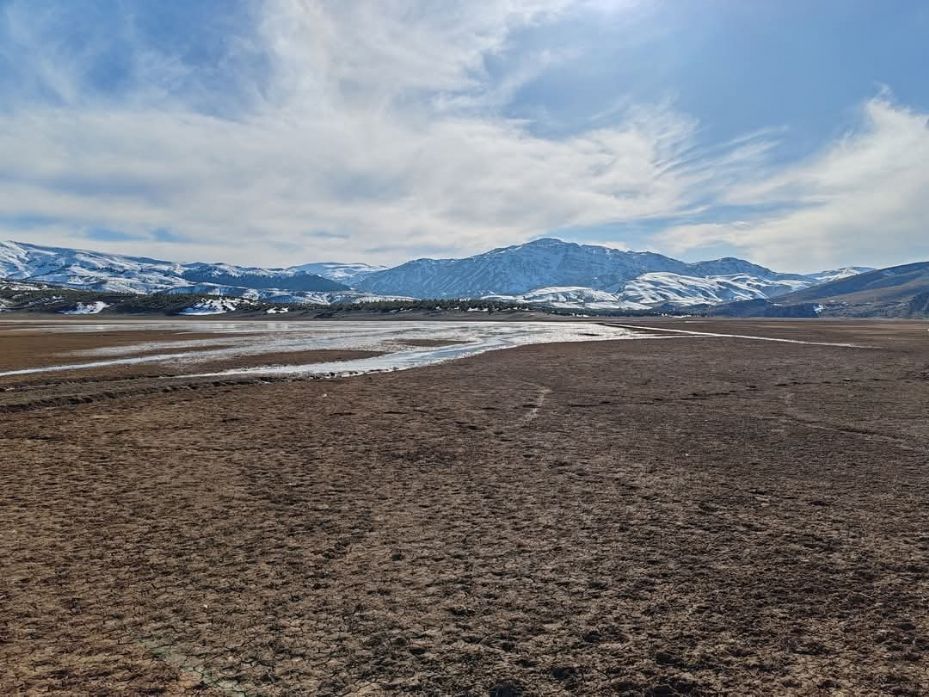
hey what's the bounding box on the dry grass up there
[1,319,928,695]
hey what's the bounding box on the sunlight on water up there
[0,320,648,378]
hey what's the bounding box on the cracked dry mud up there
[1,319,928,695]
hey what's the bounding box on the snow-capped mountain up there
[484,286,648,311]
[178,263,347,292]
[357,238,809,298]
[162,283,413,306]
[0,241,188,294]
[290,262,386,285]
[1,238,873,312]
[0,241,348,295]
[486,273,813,311]
[619,272,810,306]
[357,238,686,297]
[712,262,929,318]
[805,267,875,284]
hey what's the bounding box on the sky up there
[1,0,928,271]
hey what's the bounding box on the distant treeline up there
[316,298,672,317]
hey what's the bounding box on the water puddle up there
[0,320,648,378]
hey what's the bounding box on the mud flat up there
[1,319,928,694]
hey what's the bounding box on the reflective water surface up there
[0,320,649,378]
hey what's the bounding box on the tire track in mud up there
[0,376,286,414]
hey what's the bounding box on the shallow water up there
[0,320,647,378]
[184,321,647,378]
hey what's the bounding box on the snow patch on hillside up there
[0,241,346,295]
[180,298,247,315]
[620,273,809,307]
[61,301,109,315]
[290,262,386,284]
[163,284,411,306]
[487,273,812,310]
[807,267,876,284]
[485,286,647,310]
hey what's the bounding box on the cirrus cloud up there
[0,0,764,265]
[0,1,926,271]
[654,99,929,272]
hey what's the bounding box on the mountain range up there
[357,238,818,298]
[358,238,870,310]
[0,238,909,315]
[0,241,350,294]
[712,261,929,318]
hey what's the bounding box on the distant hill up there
[783,262,929,305]
[179,263,346,292]
[290,262,386,285]
[0,241,348,295]
[711,261,929,318]
[806,267,875,284]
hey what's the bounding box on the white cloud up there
[0,101,718,263]
[655,99,929,271]
[2,0,753,266]
[3,2,925,271]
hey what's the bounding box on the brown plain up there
[1,319,927,695]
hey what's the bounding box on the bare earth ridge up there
[1,319,927,695]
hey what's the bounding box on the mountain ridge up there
[710,261,929,318]
[0,238,884,312]
[356,238,811,298]
[0,241,349,295]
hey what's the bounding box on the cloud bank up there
[0,0,927,270]
[656,99,929,271]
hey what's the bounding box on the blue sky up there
[1,0,927,270]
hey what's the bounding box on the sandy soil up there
[1,319,928,695]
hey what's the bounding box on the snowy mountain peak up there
[1,238,876,312]
[0,240,347,295]
[290,262,386,284]
[686,257,793,280]
[807,266,876,284]
[356,238,799,298]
